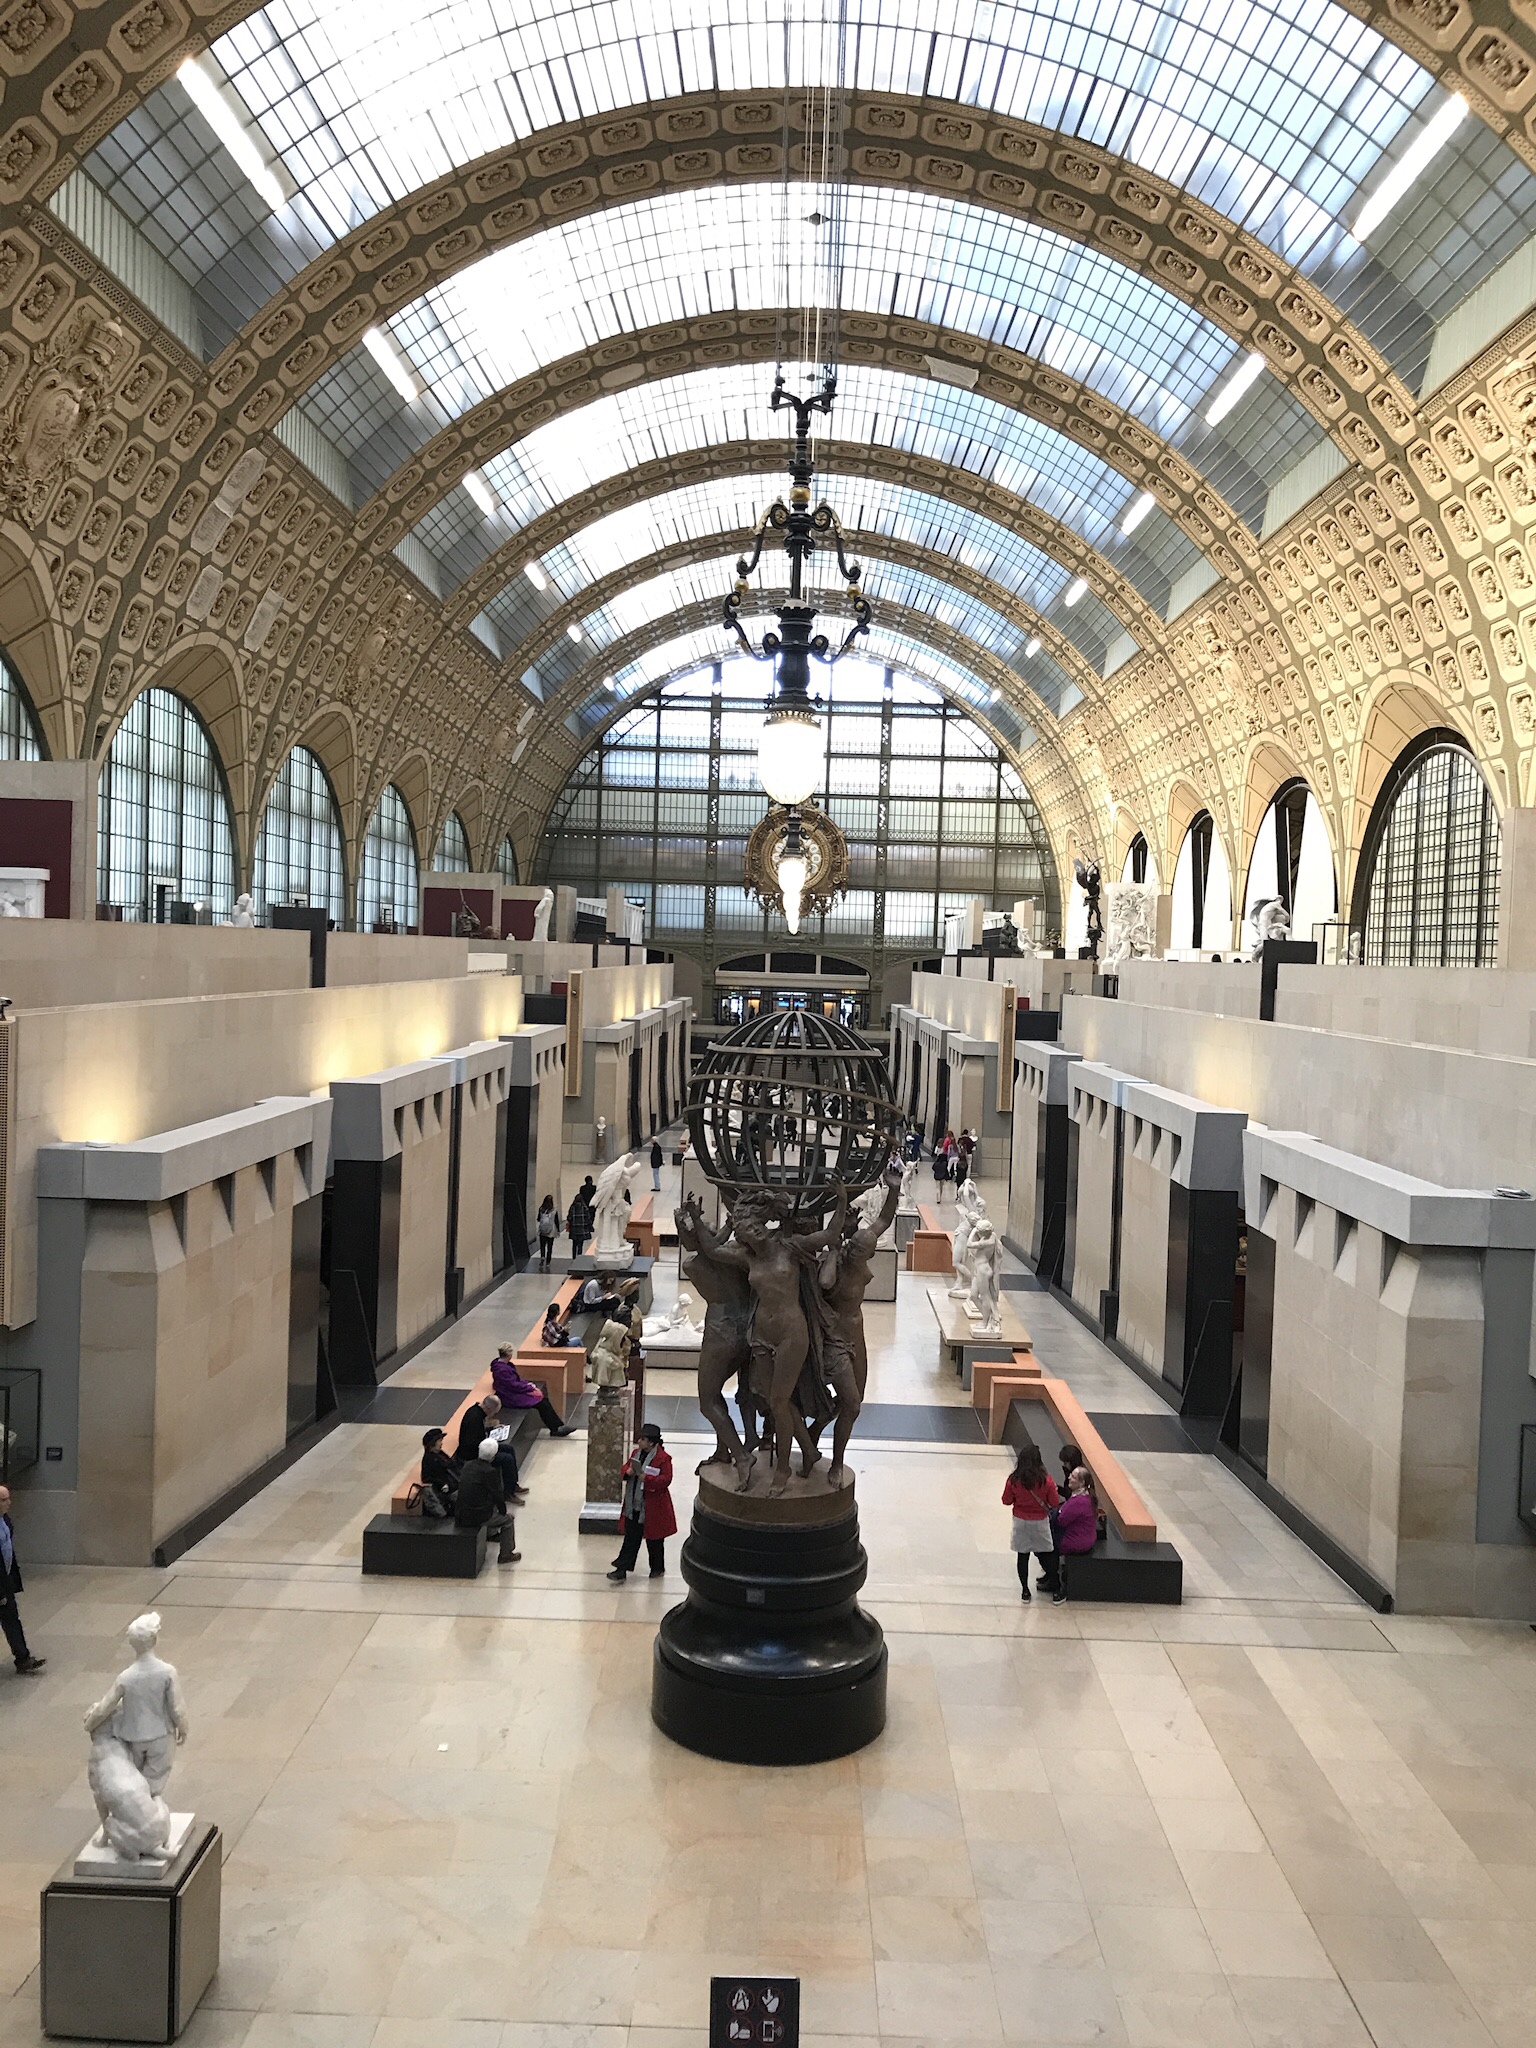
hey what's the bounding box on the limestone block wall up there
[1243,1128,1536,1617]
[1118,1135,1175,1375]
[1273,965,1536,1060]
[1066,1064,1132,1323]
[449,1039,514,1301]
[1005,1042,1079,1280]
[1111,959,1264,1019]
[33,1095,330,1565]
[0,920,313,1007]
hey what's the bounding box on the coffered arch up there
[0,521,71,759]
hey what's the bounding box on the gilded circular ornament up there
[742,802,850,920]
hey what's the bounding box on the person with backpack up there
[1001,1444,1061,1600]
[649,1137,664,1191]
[566,1177,596,1259]
[535,1194,559,1271]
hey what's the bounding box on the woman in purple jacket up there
[1052,1467,1101,1602]
[490,1346,576,1436]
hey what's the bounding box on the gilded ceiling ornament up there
[743,802,849,926]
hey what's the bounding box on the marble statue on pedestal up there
[586,1315,632,1390]
[1102,881,1157,967]
[1245,896,1291,960]
[229,893,256,927]
[896,1157,918,1214]
[81,1613,189,1868]
[963,1216,1002,1334]
[532,887,554,941]
[594,1114,609,1163]
[590,1151,641,1268]
[948,1181,987,1298]
[642,1292,703,1343]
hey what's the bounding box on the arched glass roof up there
[393,358,1202,612]
[529,550,1081,719]
[299,186,1319,523]
[83,0,1536,386]
[474,469,1130,673]
[565,628,1042,755]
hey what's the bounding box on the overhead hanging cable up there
[775,0,851,404]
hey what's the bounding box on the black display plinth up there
[652,1471,886,1766]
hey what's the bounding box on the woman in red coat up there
[607,1423,677,1582]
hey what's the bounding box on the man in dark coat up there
[0,1485,45,1674]
[454,1441,519,1562]
[566,1177,597,1258]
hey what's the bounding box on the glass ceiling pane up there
[476,470,1128,674]
[567,633,1043,755]
[400,358,1201,613]
[81,0,1536,388]
[529,550,1080,717]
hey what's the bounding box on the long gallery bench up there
[905,1200,953,1273]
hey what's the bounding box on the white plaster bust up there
[229,893,257,927]
[82,1613,189,1862]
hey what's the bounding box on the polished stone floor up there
[3,1158,1535,2048]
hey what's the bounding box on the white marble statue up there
[852,1181,891,1234]
[1245,896,1292,960]
[82,1613,189,1864]
[590,1151,642,1268]
[963,1217,1003,1334]
[1347,928,1364,965]
[642,1292,702,1341]
[532,887,554,942]
[1102,880,1158,967]
[586,1314,632,1390]
[229,893,256,927]
[896,1157,918,1215]
[948,1181,988,1298]
[594,1113,609,1163]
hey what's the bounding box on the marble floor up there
[4,1155,1536,2048]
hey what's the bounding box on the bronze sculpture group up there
[678,1171,900,1496]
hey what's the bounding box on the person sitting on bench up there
[454,1439,519,1562]
[492,1343,575,1435]
[576,1274,628,1320]
[419,1428,459,1513]
[455,1394,527,1503]
[540,1305,574,1348]
[1051,1468,1100,1601]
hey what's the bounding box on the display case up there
[0,1364,40,1480]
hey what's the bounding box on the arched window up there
[97,688,235,921]
[432,811,470,871]
[1122,832,1149,884]
[359,784,419,931]
[496,836,519,886]
[0,648,43,761]
[1357,733,1500,966]
[254,747,345,925]
[1169,810,1233,953]
[1243,779,1335,944]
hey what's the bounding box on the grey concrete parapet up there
[329,1056,456,1162]
[1121,1079,1246,1191]
[1244,1127,1536,1249]
[1014,1041,1080,1104]
[37,1094,331,1203]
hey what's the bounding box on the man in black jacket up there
[0,1485,45,1675]
[454,1440,519,1561]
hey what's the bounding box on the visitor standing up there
[536,1194,558,1271]
[566,1176,596,1259]
[0,1486,43,1675]
[934,1129,957,1198]
[1001,1445,1060,1600]
[607,1423,676,1581]
[650,1137,664,1192]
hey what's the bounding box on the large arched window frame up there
[1354,731,1500,966]
[432,811,471,871]
[496,836,519,886]
[1242,777,1336,945]
[1121,833,1149,885]
[359,784,420,931]
[254,746,347,925]
[0,648,44,762]
[1169,810,1234,953]
[97,688,236,921]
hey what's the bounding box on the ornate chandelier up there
[725,373,866,926]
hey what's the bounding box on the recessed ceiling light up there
[1354,94,1468,242]
[524,562,548,591]
[1120,491,1156,535]
[361,326,421,403]
[1024,636,1041,658]
[1205,352,1266,428]
[177,58,285,210]
[566,621,584,643]
[1064,578,1087,608]
[462,469,497,518]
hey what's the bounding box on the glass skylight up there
[527,551,1080,718]
[476,470,1130,674]
[82,0,1536,389]
[402,358,1202,613]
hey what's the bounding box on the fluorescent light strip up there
[462,469,497,517]
[177,58,284,211]
[1354,94,1468,242]
[362,326,421,402]
[1205,351,1266,428]
[1064,578,1087,608]
[1120,490,1156,536]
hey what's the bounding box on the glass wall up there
[432,811,470,870]
[496,836,519,885]
[253,745,346,923]
[0,649,43,761]
[359,784,419,930]
[537,658,1059,968]
[97,687,236,920]
[1359,734,1500,966]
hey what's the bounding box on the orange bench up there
[906,1200,953,1273]
[625,1192,660,1257]
[388,1274,586,1515]
[986,1371,1158,1543]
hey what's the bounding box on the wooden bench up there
[983,1369,1158,1543]
[906,1200,953,1273]
[625,1192,660,1258]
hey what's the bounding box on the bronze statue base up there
[651,1485,886,1766]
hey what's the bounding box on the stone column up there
[1495,806,1536,969]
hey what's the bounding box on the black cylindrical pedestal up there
[652,1495,887,1765]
